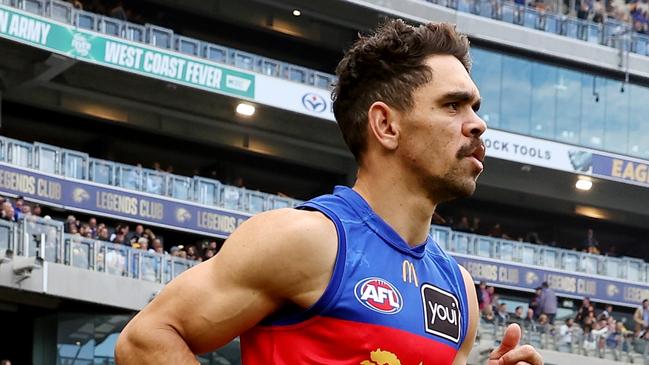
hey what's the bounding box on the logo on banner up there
[607,284,620,297]
[175,208,191,223]
[71,33,92,57]
[568,150,592,172]
[421,284,461,343]
[526,271,539,285]
[354,277,403,314]
[72,188,90,203]
[301,93,327,113]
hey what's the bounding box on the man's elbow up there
[115,323,145,364]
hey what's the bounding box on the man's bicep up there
[453,266,479,365]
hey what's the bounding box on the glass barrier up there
[540,248,559,269]
[476,236,493,257]
[168,175,192,200]
[65,235,94,270]
[19,216,64,263]
[75,10,96,30]
[34,142,59,174]
[581,254,599,274]
[244,191,266,214]
[194,177,221,206]
[268,196,292,210]
[142,169,166,195]
[623,258,644,282]
[498,240,516,262]
[7,138,33,168]
[146,24,173,49]
[61,149,88,179]
[124,23,145,43]
[0,219,15,251]
[99,16,123,37]
[430,226,451,250]
[97,241,129,276]
[115,163,141,190]
[561,252,579,272]
[89,158,115,185]
[176,36,200,56]
[452,232,474,254]
[48,0,72,23]
[222,185,244,210]
[519,244,537,265]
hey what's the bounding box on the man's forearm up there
[115,324,199,364]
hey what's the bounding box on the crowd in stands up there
[0,194,219,262]
[478,280,649,355]
[443,212,622,257]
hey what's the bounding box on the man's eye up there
[447,102,459,110]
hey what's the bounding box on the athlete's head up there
[333,19,486,202]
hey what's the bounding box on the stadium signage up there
[0,162,251,238]
[453,254,649,308]
[0,4,255,99]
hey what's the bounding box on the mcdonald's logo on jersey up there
[402,260,419,287]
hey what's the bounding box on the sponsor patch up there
[354,277,403,315]
[421,284,461,343]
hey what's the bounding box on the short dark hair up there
[332,19,471,162]
[541,282,549,288]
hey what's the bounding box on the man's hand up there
[487,324,543,365]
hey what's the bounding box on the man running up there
[116,19,543,365]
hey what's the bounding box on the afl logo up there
[302,93,327,113]
[354,277,403,314]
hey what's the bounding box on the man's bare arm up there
[115,208,338,363]
[453,266,479,365]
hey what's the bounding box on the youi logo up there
[354,277,403,315]
[301,93,327,113]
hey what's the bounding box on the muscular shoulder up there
[216,208,339,306]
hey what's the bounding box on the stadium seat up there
[74,9,98,30]
[146,24,174,49]
[175,36,201,57]
[33,142,60,175]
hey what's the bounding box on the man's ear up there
[367,101,400,151]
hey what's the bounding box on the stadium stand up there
[2,0,649,363]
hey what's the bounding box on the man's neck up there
[352,172,436,247]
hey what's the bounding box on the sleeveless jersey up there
[240,186,470,364]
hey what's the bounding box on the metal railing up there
[422,0,649,57]
[1,216,197,284]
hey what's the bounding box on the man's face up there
[396,55,486,201]
[643,301,648,309]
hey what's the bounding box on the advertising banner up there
[0,162,251,238]
[453,253,649,308]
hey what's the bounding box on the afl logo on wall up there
[302,93,327,113]
[354,277,403,315]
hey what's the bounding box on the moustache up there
[456,138,485,159]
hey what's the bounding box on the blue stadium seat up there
[74,9,98,30]
[146,24,174,49]
[33,142,60,174]
[98,16,124,37]
[175,35,201,56]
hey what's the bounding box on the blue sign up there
[0,163,251,238]
[592,153,649,188]
[452,254,649,308]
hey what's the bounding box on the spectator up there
[135,237,149,251]
[529,287,542,319]
[1,202,15,222]
[558,318,576,351]
[482,286,495,317]
[110,224,129,245]
[128,224,144,244]
[477,281,488,312]
[525,232,541,244]
[514,306,524,320]
[186,245,201,261]
[592,0,605,22]
[583,228,599,252]
[20,204,31,217]
[1,359,11,365]
[633,299,649,335]
[598,304,613,321]
[470,217,481,234]
[79,223,92,239]
[151,238,165,254]
[143,228,156,241]
[88,217,98,237]
[109,0,128,20]
[488,223,503,238]
[496,303,509,324]
[97,226,110,241]
[203,247,216,260]
[583,307,597,334]
[32,204,42,217]
[454,216,471,232]
[170,246,180,257]
[575,297,592,325]
[538,281,557,324]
